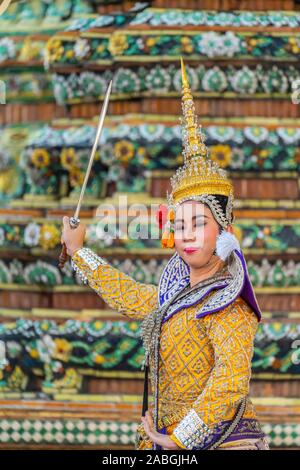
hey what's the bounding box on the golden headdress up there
[161,58,235,248]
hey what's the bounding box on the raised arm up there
[71,247,158,319]
[61,216,158,320]
[169,298,258,450]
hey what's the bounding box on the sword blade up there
[73,79,112,220]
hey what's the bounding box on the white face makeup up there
[174,200,222,269]
[174,201,206,249]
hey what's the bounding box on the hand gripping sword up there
[58,80,112,269]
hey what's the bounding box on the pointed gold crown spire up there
[180,57,208,162]
[167,58,234,225]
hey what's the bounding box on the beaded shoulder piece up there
[195,249,244,319]
[158,252,190,307]
[158,249,261,321]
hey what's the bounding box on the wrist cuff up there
[171,409,212,450]
[71,247,107,284]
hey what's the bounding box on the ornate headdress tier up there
[159,59,262,323]
[166,58,234,229]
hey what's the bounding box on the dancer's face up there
[174,200,231,269]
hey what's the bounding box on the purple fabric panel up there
[158,418,265,450]
[236,250,262,321]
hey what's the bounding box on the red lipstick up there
[184,247,198,254]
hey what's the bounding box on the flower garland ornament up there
[155,203,168,230]
[161,208,175,249]
[156,203,173,248]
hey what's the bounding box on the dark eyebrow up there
[175,215,208,223]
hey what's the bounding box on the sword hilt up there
[58,217,80,269]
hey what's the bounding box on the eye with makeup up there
[175,216,207,231]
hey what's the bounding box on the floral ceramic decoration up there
[52,64,299,104]
[0,318,299,394]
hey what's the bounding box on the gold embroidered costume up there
[70,59,269,450]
